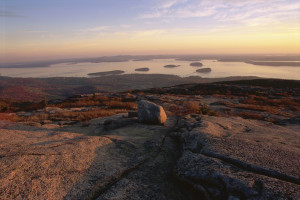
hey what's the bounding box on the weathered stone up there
[103,118,137,131]
[1,113,299,200]
[28,122,41,127]
[0,116,172,200]
[44,107,63,114]
[173,116,300,200]
[128,111,138,118]
[138,100,167,125]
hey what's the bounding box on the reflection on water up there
[0,59,299,80]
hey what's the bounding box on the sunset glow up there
[1,0,300,63]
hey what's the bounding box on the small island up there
[164,64,180,68]
[190,62,203,67]
[88,70,125,76]
[196,68,212,73]
[135,67,150,72]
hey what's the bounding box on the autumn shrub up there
[167,104,183,116]
[48,109,117,122]
[237,112,265,120]
[242,95,300,109]
[77,109,116,121]
[97,96,109,101]
[0,113,19,122]
[183,101,200,114]
[103,101,137,109]
[179,101,218,116]
[55,95,138,110]
[199,103,219,116]
[57,99,101,108]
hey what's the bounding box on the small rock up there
[28,122,41,127]
[190,114,200,118]
[41,124,60,129]
[103,118,137,130]
[44,107,63,114]
[41,120,52,125]
[103,119,113,126]
[138,100,167,125]
[128,111,138,118]
[59,121,77,126]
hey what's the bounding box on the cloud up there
[215,1,300,20]
[113,31,128,36]
[134,29,166,37]
[85,26,110,32]
[140,0,190,18]
[140,0,219,19]
[75,26,110,36]
[0,10,24,18]
[121,24,132,28]
[157,0,187,9]
[175,5,218,18]
[23,30,48,33]
[139,0,300,26]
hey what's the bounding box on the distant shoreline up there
[246,61,300,67]
[88,70,125,76]
[1,54,300,68]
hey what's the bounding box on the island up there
[164,64,180,68]
[190,62,203,67]
[88,70,125,76]
[196,68,212,73]
[135,67,150,72]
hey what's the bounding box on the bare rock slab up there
[173,116,300,199]
[138,100,167,125]
[0,117,172,200]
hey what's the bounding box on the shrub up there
[103,101,137,109]
[199,103,219,116]
[165,104,180,116]
[180,101,219,116]
[237,112,265,120]
[0,113,19,122]
[183,101,200,114]
[48,108,119,122]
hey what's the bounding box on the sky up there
[1,0,300,63]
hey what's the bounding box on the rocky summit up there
[0,113,299,200]
[0,79,299,200]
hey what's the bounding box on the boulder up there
[138,100,167,125]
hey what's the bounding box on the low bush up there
[237,112,265,120]
[199,103,219,116]
[168,101,218,116]
[183,101,200,114]
[0,113,19,122]
[103,101,137,109]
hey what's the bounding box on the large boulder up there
[138,100,167,125]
